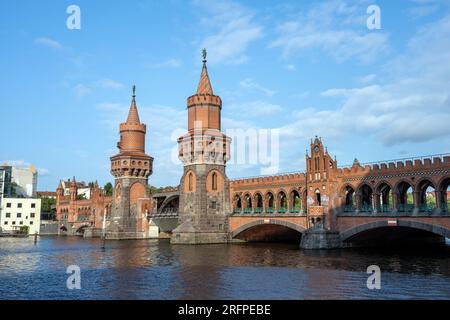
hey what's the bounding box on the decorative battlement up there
[336,153,450,176]
[119,123,146,133]
[187,94,221,107]
[230,172,306,185]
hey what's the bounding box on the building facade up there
[0,197,41,234]
[53,50,450,247]
[172,50,232,244]
[56,178,112,236]
[106,86,154,239]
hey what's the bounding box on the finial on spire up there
[202,48,207,64]
[132,85,136,98]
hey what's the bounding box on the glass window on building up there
[17,213,22,218]
[30,213,35,218]
[19,221,23,225]
[12,221,16,225]
[5,213,11,218]
[31,203,36,208]
[6,203,11,208]
[17,203,22,208]
[30,221,33,225]
[4,221,7,225]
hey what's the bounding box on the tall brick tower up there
[107,86,153,239]
[171,49,232,244]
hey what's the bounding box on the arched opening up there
[158,195,179,215]
[315,189,321,206]
[265,192,274,213]
[243,193,252,214]
[233,221,303,243]
[358,184,373,212]
[439,177,450,213]
[343,226,447,247]
[211,172,217,191]
[75,225,88,236]
[379,183,393,212]
[289,190,301,213]
[233,194,242,213]
[277,191,287,213]
[188,172,193,191]
[254,193,263,213]
[397,181,414,213]
[417,179,436,213]
[343,186,355,212]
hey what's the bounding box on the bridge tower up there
[107,86,154,239]
[171,49,232,244]
[301,137,341,249]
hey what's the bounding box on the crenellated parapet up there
[336,154,450,181]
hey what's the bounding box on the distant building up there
[0,163,38,197]
[0,165,12,198]
[0,197,41,234]
[58,179,91,199]
[36,191,57,199]
[56,178,112,236]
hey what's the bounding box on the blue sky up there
[1,0,450,191]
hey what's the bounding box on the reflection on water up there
[0,237,449,299]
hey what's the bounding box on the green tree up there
[104,182,113,196]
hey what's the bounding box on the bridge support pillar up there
[300,227,341,249]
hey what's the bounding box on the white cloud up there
[145,58,181,68]
[284,64,296,71]
[95,79,124,89]
[239,78,275,97]
[34,37,63,50]
[227,101,283,119]
[194,0,263,65]
[358,74,377,83]
[278,13,450,146]
[271,0,389,63]
[73,84,91,97]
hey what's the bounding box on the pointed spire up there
[196,48,213,95]
[126,85,141,124]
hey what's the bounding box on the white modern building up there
[11,165,38,197]
[0,197,41,234]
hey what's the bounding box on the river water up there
[0,236,449,300]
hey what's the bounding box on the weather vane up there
[132,84,136,98]
[202,48,207,63]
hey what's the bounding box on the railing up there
[360,204,373,213]
[380,204,392,213]
[231,207,305,215]
[442,203,449,213]
[343,205,355,212]
[398,204,414,213]
[278,207,287,214]
[418,204,434,213]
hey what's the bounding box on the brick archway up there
[340,220,450,242]
[230,219,306,238]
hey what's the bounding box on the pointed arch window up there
[188,172,193,191]
[212,172,218,191]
